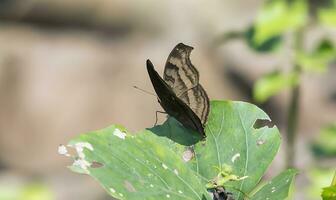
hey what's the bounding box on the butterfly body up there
[146,43,209,138]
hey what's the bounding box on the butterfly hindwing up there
[178,84,209,125]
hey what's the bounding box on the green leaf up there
[254,0,308,45]
[322,186,336,200]
[318,8,336,26]
[245,26,283,53]
[0,183,53,200]
[318,0,336,27]
[67,101,293,200]
[297,40,336,72]
[250,169,298,200]
[312,124,336,157]
[253,71,299,103]
[306,168,336,199]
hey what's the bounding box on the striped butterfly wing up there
[163,43,210,125]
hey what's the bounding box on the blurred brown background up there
[0,0,335,199]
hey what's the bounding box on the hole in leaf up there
[90,161,104,168]
[253,119,274,129]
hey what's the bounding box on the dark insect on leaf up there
[146,43,210,138]
[209,187,235,200]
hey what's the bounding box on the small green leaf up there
[0,183,53,200]
[318,0,336,27]
[312,124,336,157]
[306,168,336,199]
[322,186,336,200]
[250,169,298,200]
[319,8,336,26]
[297,40,336,72]
[245,26,282,53]
[253,0,308,45]
[253,71,299,103]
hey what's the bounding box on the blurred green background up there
[0,0,335,199]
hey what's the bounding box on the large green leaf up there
[150,101,284,199]
[66,101,294,200]
[253,0,307,45]
[253,71,299,103]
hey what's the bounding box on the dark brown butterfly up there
[146,43,209,138]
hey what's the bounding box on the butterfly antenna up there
[133,86,157,97]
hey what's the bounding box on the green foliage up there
[297,40,336,72]
[0,183,53,200]
[253,0,307,45]
[253,71,299,103]
[322,172,336,200]
[306,168,335,199]
[319,8,336,26]
[250,169,298,200]
[312,124,336,157]
[322,186,336,200]
[67,101,296,200]
[318,0,336,27]
[245,26,282,52]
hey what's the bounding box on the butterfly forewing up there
[163,43,199,95]
[163,43,209,125]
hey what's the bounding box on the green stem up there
[286,76,300,168]
[286,28,304,168]
[332,170,336,186]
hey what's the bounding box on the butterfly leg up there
[154,111,167,126]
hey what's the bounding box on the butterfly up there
[146,43,210,138]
